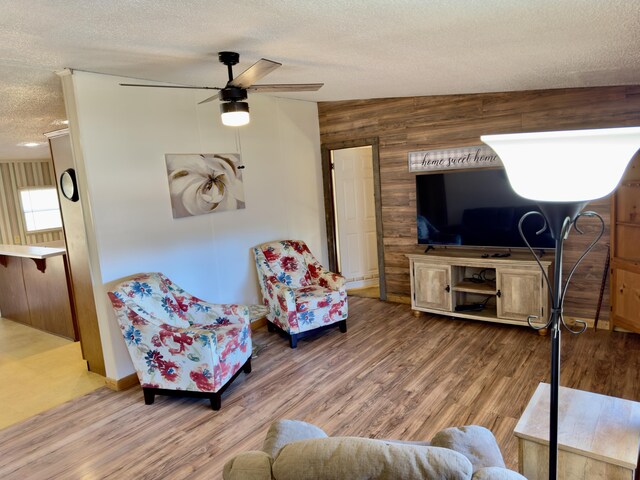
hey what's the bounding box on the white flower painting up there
[165,153,245,218]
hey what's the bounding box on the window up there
[19,187,63,232]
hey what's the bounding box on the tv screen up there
[416,169,554,249]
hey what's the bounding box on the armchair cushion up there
[294,286,343,315]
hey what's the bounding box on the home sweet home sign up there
[408,145,502,173]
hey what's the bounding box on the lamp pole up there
[531,201,591,480]
[537,201,584,480]
[549,237,562,480]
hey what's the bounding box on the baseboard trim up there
[251,317,267,330]
[105,373,139,391]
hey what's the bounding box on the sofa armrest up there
[431,425,506,473]
[262,419,328,459]
[223,451,272,480]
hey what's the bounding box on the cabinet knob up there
[496,290,502,297]
[445,285,450,292]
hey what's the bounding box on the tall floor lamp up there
[481,126,640,480]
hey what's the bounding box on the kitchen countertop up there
[0,244,66,259]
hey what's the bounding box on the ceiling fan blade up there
[198,93,220,104]
[248,83,324,92]
[228,59,281,89]
[119,83,221,91]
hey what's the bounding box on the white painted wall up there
[66,70,326,379]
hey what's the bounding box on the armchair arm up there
[265,275,296,313]
[299,245,345,290]
[306,260,345,290]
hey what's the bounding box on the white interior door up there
[332,146,378,288]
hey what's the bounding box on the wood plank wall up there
[318,86,640,321]
[0,159,63,246]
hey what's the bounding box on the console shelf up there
[452,280,497,295]
[407,250,552,327]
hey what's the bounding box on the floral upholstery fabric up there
[259,242,312,288]
[108,272,252,393]
[253,240,348,334]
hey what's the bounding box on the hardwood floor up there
[0,297,638,479]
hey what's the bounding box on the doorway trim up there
[321,137,386,301]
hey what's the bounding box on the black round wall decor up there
[60,168,79,202]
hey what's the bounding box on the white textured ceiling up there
[1,0,639,160]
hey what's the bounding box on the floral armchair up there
[107,272,252,410]
[253,240,348,348]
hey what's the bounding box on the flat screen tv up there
[416,169,554,249]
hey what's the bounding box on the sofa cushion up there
[223,451,272,480]
[272,436,473,480]
[431,425,505,473]
[473,466,527,480]
[263,419,328,459]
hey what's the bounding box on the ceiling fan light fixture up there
[220,101,250,127]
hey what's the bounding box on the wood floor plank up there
[0,296,638,479]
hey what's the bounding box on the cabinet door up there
[611,154,640,333]
[412,263,451,311]
[611,264,640,332]
[496,268,543,321]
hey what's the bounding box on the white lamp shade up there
[220,102,250,127]
[481,127,640,202]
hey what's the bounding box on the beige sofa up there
[223,420,526,480]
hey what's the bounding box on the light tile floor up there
[347,285,380,299]
[0,318,105,430]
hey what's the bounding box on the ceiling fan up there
[120,51,323,126]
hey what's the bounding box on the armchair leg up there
[143,388,155,405]
[243,358,252,374]
[210,393,221,411]
[289,334,298,349]
[339,320,347,333]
